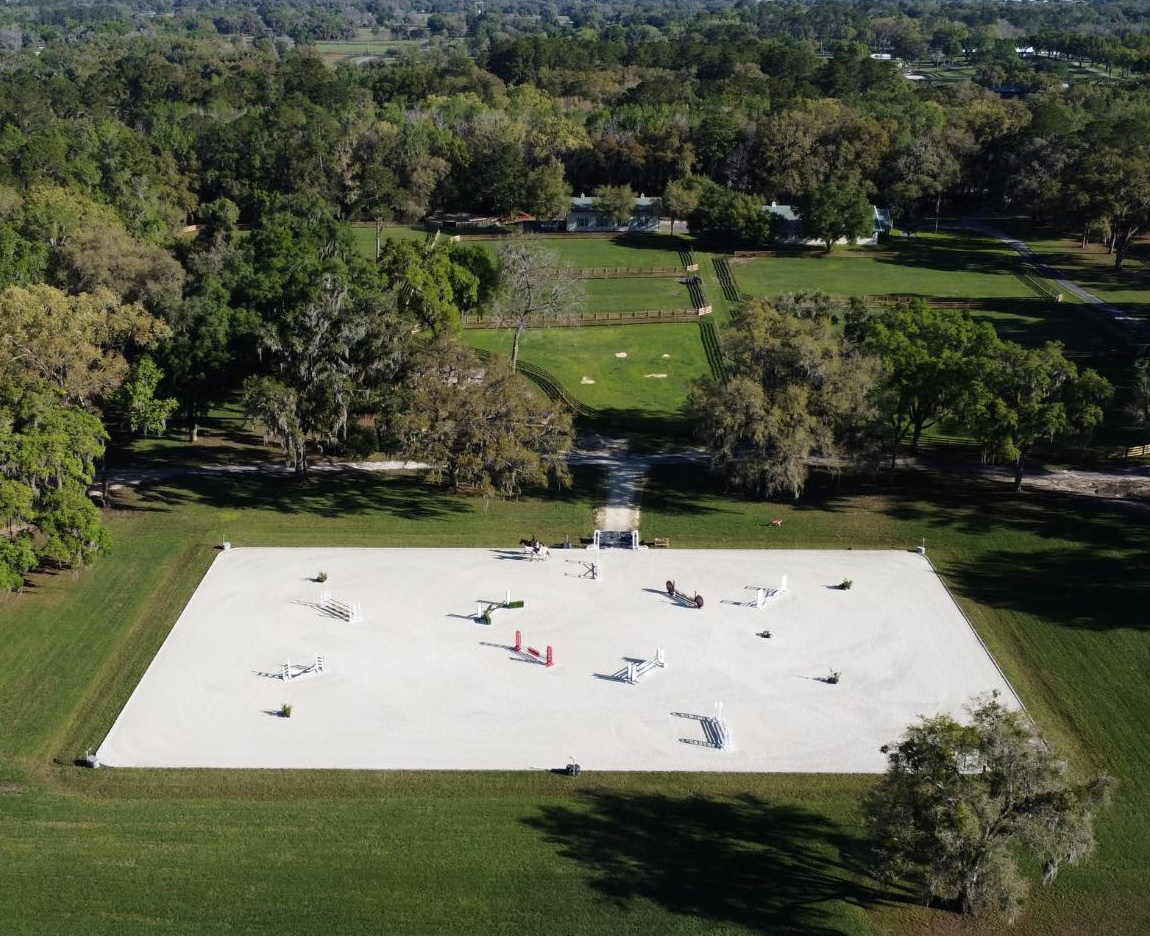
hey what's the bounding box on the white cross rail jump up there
[281,653,326,681]
[566,559,602,580]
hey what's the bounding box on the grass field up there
[1,467,1147,935]
[349,223,431,259]
[351,230,691,271]
[995,223,1150,326]
[727,231,1117,352]
[525,234,690,269]
[730,233,1036,300]
[464,323,712,426]
[580,277,694,312]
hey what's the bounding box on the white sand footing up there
[97,548,1020,772]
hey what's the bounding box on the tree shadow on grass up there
[642,464,738,518]
[873,234,1021,279]
[948,545,1150,632]
[879,475,1150,548]
[523,790,887,935]
[138,463,597,524]
[142,472,474,522]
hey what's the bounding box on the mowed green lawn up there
[464,323,712,421]
[579,277,694,312]
[350,229,689,271]
[996,224,1150,324]
[730,232,1037,300]
[0,468,1148,935]
[532,234,690,269]
[726,231,1116,351]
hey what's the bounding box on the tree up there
[882,128,967,224]
[111,356,178,436]
[0,284,169,406]
[37,489,112,570]
[687,179,771,243]
[157,295,246,443]
[240,206,399,478]
[0,375,111,590]
[1127,359,1150,447]
[0,223,48,289]
[965,341,1112,492]
[0,533,36,592]
[522,160,571,221]
[492,238,579,371]
[0,479,34,533]
[395,338,573,500]
[591,184,638,228]
[797,182,875,253]
[377,237,479,336]
[860,301,1000,468]
[662,178,700,235]
[1072,151,1150,269]
[687,300,877,498]
[867,693,1112,923]
[53,222,186,307]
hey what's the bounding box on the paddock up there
[96,547,1020,772]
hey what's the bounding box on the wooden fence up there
[463,308,703,328]
[732,249,900,259]
[1111,443,1150,459]
[573,264,698,278]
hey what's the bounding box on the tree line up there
[690,296,1113,499]
[0,0,1146,591]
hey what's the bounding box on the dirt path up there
[92,447,1148,515]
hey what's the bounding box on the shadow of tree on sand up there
[523,790,883,934]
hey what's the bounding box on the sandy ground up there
[97,547,1020,772]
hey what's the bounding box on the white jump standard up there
[625,647,666,684]
[319,589,362,623]
[281,653,326,681]
[754,574,788,608]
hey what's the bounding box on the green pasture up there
[464,323,711,425]
[528,234,690,269]
[0,466,1147,935]
[995,224,1150,326]
[729,232,1037,300]
[725,231,1117,351]
[966,299,1118,354]
[579,277,693,313]
[350,223,430,258]
[351,231,691,270]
